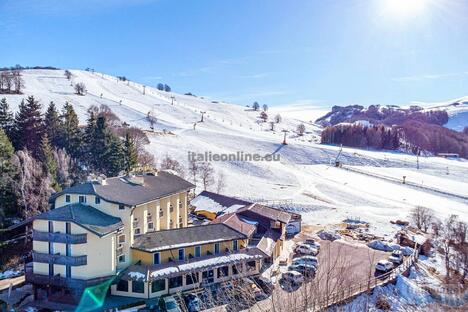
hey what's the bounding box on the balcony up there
[25,264,111,289]
[33,230,87,244]
[32,252,87,266]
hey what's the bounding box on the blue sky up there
[1,0,467,108]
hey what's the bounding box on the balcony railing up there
[25,264,111,289]
[32,251,87,266]
[33,230,87,244]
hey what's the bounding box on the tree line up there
[321,121,468,158]
[0,70,24,94]
[0,96,152,226]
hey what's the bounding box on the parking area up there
[249,233,390,312]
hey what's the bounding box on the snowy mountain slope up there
[413,96,468,131]
[3,69,468,236]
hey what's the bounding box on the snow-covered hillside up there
[3,69,468,236]
[416,96,468,132]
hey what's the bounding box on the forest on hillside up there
[321,122,468,158]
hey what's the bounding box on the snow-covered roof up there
[191,191,251,214]
[121,248,265,281]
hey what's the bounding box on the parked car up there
[388,250,403,265]
[295,243,319,255]
[281,271,304,285]
[375,260,394,273]
[288,263,317,278]
[304,239,321,251]
[292,255,319,267]
[184,293,201,312]
[159,296,182,312]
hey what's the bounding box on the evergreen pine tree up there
[62,102,82,158]
[13,95,44,156]
[123,131,138,174]
[105,135,125,177]
[0,98,14,139]
[44,101,64,148]
[83,111,97,166]
[0,129,18,224]
[39,134,59,190]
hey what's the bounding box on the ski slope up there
[3,69,468,236]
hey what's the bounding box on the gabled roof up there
[237,203,292,224]
[35,203,123,237]
[210,213,257,237]
[132,223,247,252]
[191,191,251,214]
[50,172,195,206]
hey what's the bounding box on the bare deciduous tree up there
[74,82,86,95]
[410,206,434,232]
[64,70,72,80]
[297,123,306,136]
[188,158,199,185]
[160,155,185,177]
[199,162,214,191]
[216,171,226,194]
[274,113,282,124]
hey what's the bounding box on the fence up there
[311,248,419,311]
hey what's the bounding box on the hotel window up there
[147,213,152,222]
[159,208,164,217]
[178,199,183,209]
[232,240,238,251]
[65,195,71,203]
[195,246,201,258]
[66,244,71,257]
[178,216,183,228]
[214,243,220,255]
[132,281,145,293]
[95,196,101,204]
[48,263,54,276]
[119,204,125,210]
[66,222,71,234]
[78,195,86,203]
[246,260,257,272]
[178,248,185,261]
[151,279,165,293]
[117,280,128,292]
[148,222,154,230]
[66,265,71,278]
[48,221,54,233]
[153,252,160,265]
[118,234,126,244]
[169,204,174,213]
[134,228,141,236]
[169,276,183,289]
[186,273,198,285]
[48,242,54,254]
[118,254,125,263]
[217,266,229,278]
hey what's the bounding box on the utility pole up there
[171,96,175,105]
[200,111,206,122]
[282,129,289,145]
[416,149,420,170]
